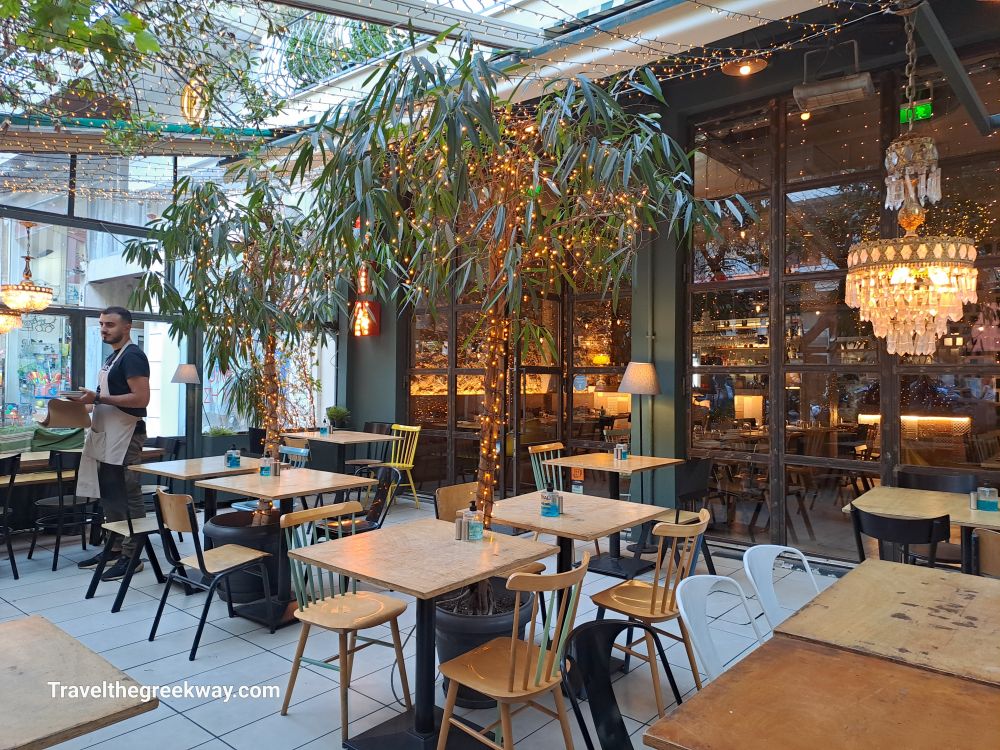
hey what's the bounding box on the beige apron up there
[76,344,141,499]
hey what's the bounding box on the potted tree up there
[325,405,351,429]
[290,44,746,704]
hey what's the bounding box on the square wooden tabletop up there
[491,491,699,542]
[129,454,260,480]
[1,615,158,750]
[776,559,1000,687]
[195,467,375,501]
[289,517,557,599]
[848,485,1000,531]
[642,636,1000,750]
[281,430,402,445]
[542,452,683,474]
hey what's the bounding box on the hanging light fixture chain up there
[903,11,917,130]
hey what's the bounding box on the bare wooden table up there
[542,453,684,577]
[642,635,1000,750]
[289,517,556,749]
[848,485,1000,571]
[130,454,261,520]
[492,490,697,575]
[196,468,377,629]
[776,558,1000,687]
[1,615,158,750]
[281,430,401,472]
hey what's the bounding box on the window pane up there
[692,288,769,367]
[909,62,1000,160]
[900,374,999,469]
[570,372,629,442]
[521,372,560,443]
[0,153,70,212]
[412,434,448,490]
[707,457,769,546]
[785,280,878,365]
[74,154,173,224]
[693,108,771,198]
[521,298,561,366]
[456,310,488,369]
[202,364,249,434]
[786,94,881,183]
[409,373,448,429]
[787,466,881,561]
[691,373,769,451]
[784,372,879,458]
[456,374,484,435]
[412,311,448,369]
[921,156,1000,257]
[785,182,881,272]
[5,315,72,423]
[573,298,630,367]
[692,197,770,282]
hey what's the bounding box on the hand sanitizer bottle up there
[541,482,559,517]
[466,501,484,541]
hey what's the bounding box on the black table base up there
[588,471,654,579]
[345,708,488,750]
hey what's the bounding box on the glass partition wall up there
[687,58,1000,561]
[407,291,631,496]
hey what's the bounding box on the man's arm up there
[98,376,151,409]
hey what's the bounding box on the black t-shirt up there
[99,344,150,418]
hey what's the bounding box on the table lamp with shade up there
[171,364,201,385]
[172,364,200,458]
[619,361,659,551]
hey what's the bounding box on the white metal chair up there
[742,544,820,630]
[675,575,765,684]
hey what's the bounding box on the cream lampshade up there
[619,361,660,396]
[171,364,201,385]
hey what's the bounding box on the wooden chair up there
[436,553,591,750]
[0,455,21,579]
[149,490,273,660]
[528,443,601,558]
[27,451,95,570]
[973,528,1000,578]
[84,514,165,613]
[281,501,412,742]
[590,509,711,716]
[380,424,421,507]
[850,505,950,567]
[345,421,393,469]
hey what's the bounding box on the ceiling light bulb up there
[739,64,752,76]
[800,111,811,121]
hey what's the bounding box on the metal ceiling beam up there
[269,0,546,50]
[914,2,1000,136]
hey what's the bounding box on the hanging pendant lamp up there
[2,222,53,313]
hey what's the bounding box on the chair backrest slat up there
[282,501,364,610]
[651,509,710,615]
[851,506,950,564]
[973,528,1000,578]
[389,424,421,468]
[742,544,820,629]
[528,441,565,492]
[505,552,590,690]
[896,469,976,493]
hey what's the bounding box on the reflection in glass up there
[74,154,172,224]
[570,372,628,442]
[692,289,769,367]
[707,457,769,546]
[692,198,770,282]
[785,280,877,365]
[784,372,879,458]
[521,298,561,366]
[691,373,769,451]
[693,109,771,198]
[786,466,880,561]
[4,314,71,424]
[411,434,448,490]
[786,95,881,183]
[408,374,448,428]
[456,311,488,369]
[0,153,71,213]
[909,64,1000,160]
[785,182,880,272]
[412,311,448,369]
[899,374,1000,469]
[921,158,1000,255]
[455,375,484,435]
[573,298,630,367]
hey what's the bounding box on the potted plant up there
[325,405,351,429]
[289,43,744,704]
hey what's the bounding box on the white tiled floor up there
[1,499,842,750]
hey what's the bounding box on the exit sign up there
[900,100,933,123]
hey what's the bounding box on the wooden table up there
[1,615,158,750]
[289,517,556,750]
[0,446,162,473]
[492,491,698,576]
[848,485,1000,571]
[281,430,400,472]
[642,635,1000,750]
[130,454,260,520]
[776,558,1000,687]
[542,453,684,578]
[195,468,377,629]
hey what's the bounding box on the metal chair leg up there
[85,536,116,599]
[149,574,176,641]
[144,537,165,583]
[190,577,220,660]
[259,562,276,634]
[112,551,145,613]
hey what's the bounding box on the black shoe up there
[101,556,143,581]
[78,551,119,570]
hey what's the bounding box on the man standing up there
[73,307,151,581]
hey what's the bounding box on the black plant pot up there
[203,510,280,603]
[435,578,535,709]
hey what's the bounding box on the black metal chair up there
[27,451,96,570]
[325,466,402,535]
[562,620,674,750]
[142,437,186,540]
[674,457,717,575]
[851,505,950,567]
[0,455,21,579]
[150,490,274,660]
[896,470,976,566]
[344,421,393,470]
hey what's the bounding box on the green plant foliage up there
[206,426,237,436]
[325,405,350,424]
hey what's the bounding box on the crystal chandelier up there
[846,8,976,356]
[2,222,54,313]
[0,310,21,334]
